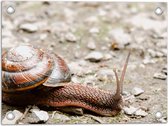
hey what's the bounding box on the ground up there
[2,1,167,124]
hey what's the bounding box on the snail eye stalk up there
[113,68,120,99]
[120,52,131,94]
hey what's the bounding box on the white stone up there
[96,69,114,80]
[85,51,103,62]
[123,106,138,115]
[98,9,107,16]
[68,62,83,76]
[148,49,157,57]
[131,87,144,96]
[104,54,112,60]
[87,41,96,50]
[65,33,77,42]
[40,34,47,40]
[84,16,98,24]
[30,109,49,122]
[89,27,99,34]
[143,58,156,64]
[124,95,135,103]
[19,23,38,33]
[71,76,80,83]
[135,109,148,117]
[153,72,167,80]
[158,118,167,123]
[109,28,131,48]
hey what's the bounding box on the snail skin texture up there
[2,45,130,116]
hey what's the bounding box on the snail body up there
[2,45,130,116]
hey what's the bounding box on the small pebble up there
[161,67,167,75]
[157,118,167,123]
[78,60,88,67]
[2,110,23,124]
[65,33,77,42]
[87,41,96,50]
[85,51,103,62]
[140,106,149,112]
[19,23,38,33]
[40,34,47,41]
[161,49,167,56]
[148,49,156,58]
[98,9,107,16]
[103,54,112,60]
[29,108,49,123]
[84,16,98,24]
[89,27,99,34]
[96,69,114,82]
[68,62,84,76]
[71,76,80,83]
[143,58,156,64]
[123,106,138,115]
[131,87,144,96]
[138,94,150,101]
[74,52,81,59]
[109,28,131,50]
[101,46,108,50]
[135,109,148,117]
[153,72,167,80]
[124,95,135,103]
[155,51,164,57]
[122,91,131,96]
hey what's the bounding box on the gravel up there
[65,33,77,42]
[87,41,96,50]
[153,72,167,80]
[131,87,144,96]
[85,51,104,62]
[28,107,49,123]
[19,23,38,33]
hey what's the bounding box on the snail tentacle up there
[113,69,120,99]
[119,52,131,94]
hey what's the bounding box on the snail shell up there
[2,45,71,92]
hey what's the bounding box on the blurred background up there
[2,1,167,124]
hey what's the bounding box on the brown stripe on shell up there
[2,47,44,72]
[2,53,54,92]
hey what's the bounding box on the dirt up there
[1,1,167,124]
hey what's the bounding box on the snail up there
[2,45,130,116]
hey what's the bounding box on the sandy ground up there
[1,1,167,124]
